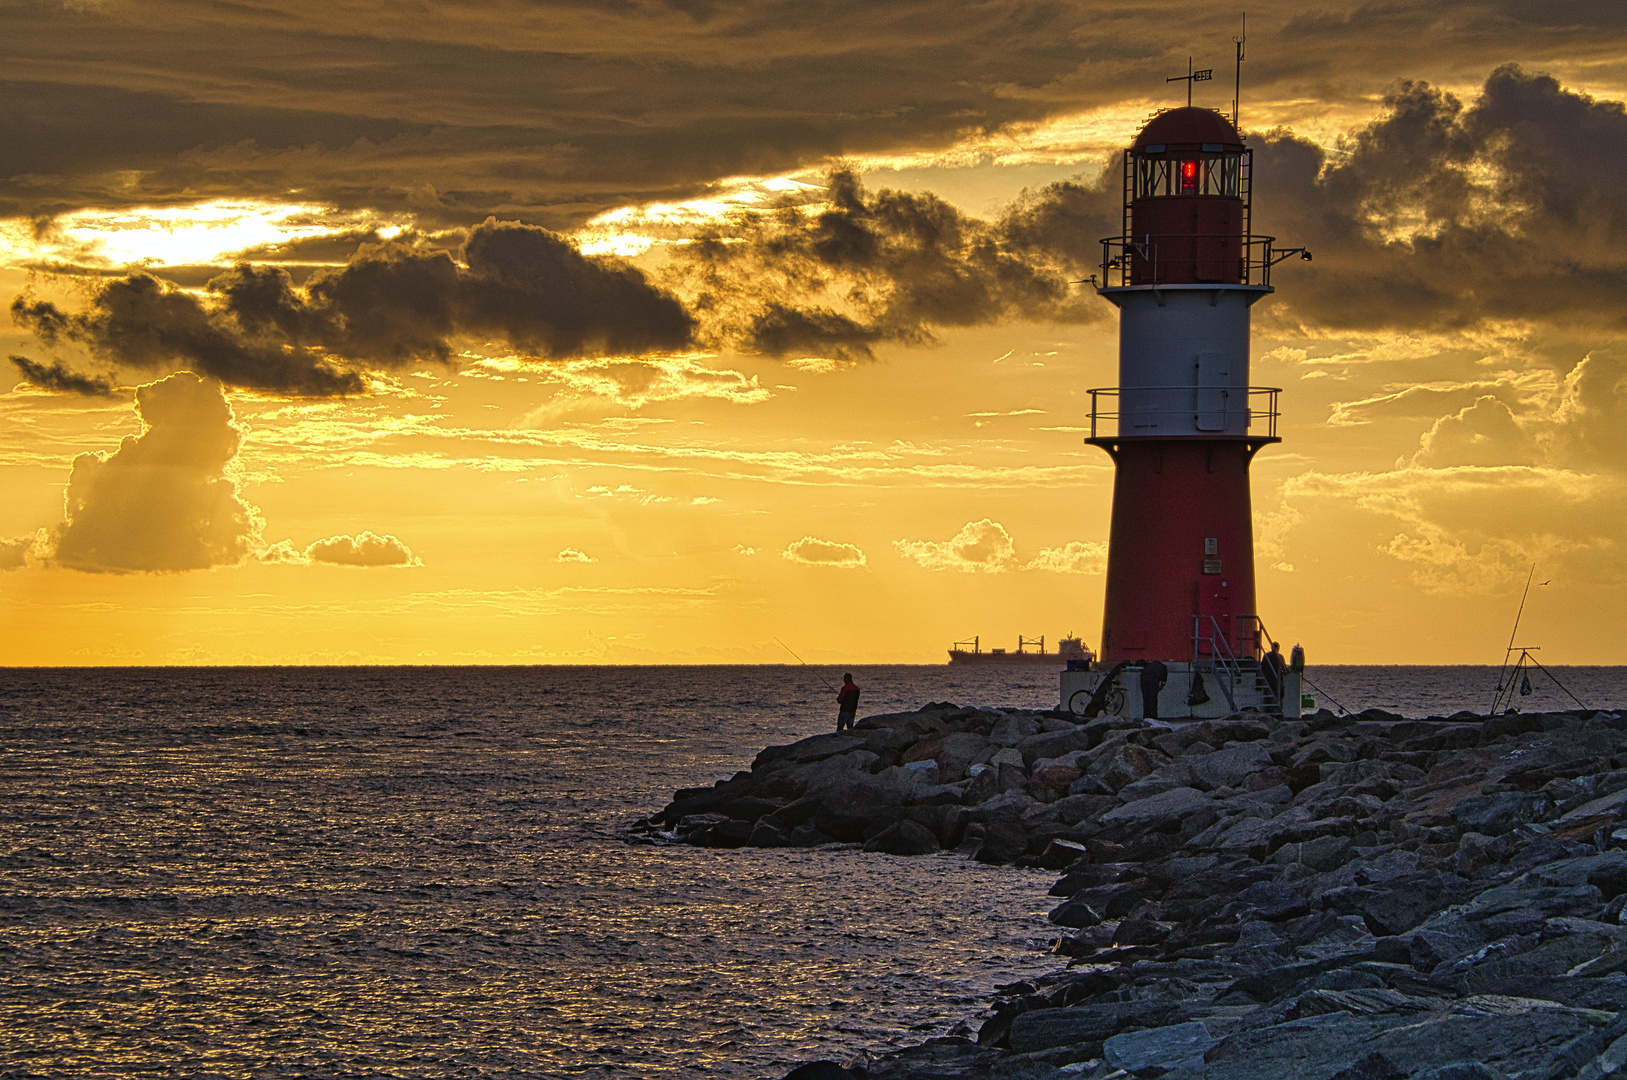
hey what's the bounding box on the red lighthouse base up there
[1096,437,1273,664]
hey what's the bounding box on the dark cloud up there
[459,221,695,356]
[8,2,1625,227]
[675,168,1104,360]
[1252,66,1627,335]
[11,275,366,396]
[11,220,694,395]
[307,248,463,366]
[8,355,117,396]
[666,65,1627,358]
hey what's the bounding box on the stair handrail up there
[1241,615,1285,711]
[1192,615,1240,712]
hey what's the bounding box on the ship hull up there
[948,651,1068,666]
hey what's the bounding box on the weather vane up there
[1167,56,1212,107]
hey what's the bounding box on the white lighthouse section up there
[1105,284,1271,438]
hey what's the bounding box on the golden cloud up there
[782,536,866,568]
[895,519,1019,573]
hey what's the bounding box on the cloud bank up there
[1254,66,1627,336]
[5,2,1624,234]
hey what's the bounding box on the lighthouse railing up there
[1084,386,1279,440]
[1099,234,1280,288]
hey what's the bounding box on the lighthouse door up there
[1195,353,1230,431]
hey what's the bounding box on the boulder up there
[863,820,940,856]
[973,822,1029,865]
[935,731,995,780]
[1033,750,1090,772]
[1325,873,1472,935]
[1068,774,1116,797]
[1031,838,1087,870]
[1205,814,1294,857]
[1088,741,1165,790]
[1050,792,1117,827]
[747,821,789,847]
[782,1063,859,1080]
[1189,742,1275,790]
[1452,792,1555,836]
[1006,1000,1181,1053]
[753,733,869,772]
[986,746,1025,770]
[1103,1021,1218,1073]
[720,795,782,822]
[1113,773,1191,802]
[1017,727,1093,767]
[1098,785,1215,829]
[793,750,882,795]
[963,789,1037,824]
[786,822,832,847]
[989,713,1041,746]
[1048,881,1152,927]
[1027,766,1083,801]
[1112,917,1171,946]
[960,766,1000,806]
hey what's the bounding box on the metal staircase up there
[1193,615,1284,715]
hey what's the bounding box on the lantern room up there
[1117,107,1251,286]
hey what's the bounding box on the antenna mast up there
[1233,13,1246,129]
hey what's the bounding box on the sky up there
[3,0,1626,666]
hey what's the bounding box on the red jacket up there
[837,681,861,710]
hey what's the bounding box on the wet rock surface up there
[639,702,1627,1079]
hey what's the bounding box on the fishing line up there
[773,637,836,693]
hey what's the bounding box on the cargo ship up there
[947,635,1094,667]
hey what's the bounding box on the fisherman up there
[1139,660,1168,720]
[1264,640,1288,707]
[835,673,861,731]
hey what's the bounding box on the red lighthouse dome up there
[1133,105,1242,148]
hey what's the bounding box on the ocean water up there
[2,664,1624,1080]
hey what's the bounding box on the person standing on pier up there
[836,673,861,731]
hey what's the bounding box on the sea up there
[3,664,1625,1079]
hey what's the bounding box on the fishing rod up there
[1490,565,1538,714]
[1297,671,1349,716]
[774,637,836,693]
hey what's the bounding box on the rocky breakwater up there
[640,703,1172,863]
[639,702,1627,1080]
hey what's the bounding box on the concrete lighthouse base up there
[1060,661,1304,721]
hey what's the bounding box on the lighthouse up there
[1060,105,1306,720]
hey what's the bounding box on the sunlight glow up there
[0,200,408,270]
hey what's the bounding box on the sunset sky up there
[3,1,1625,665]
